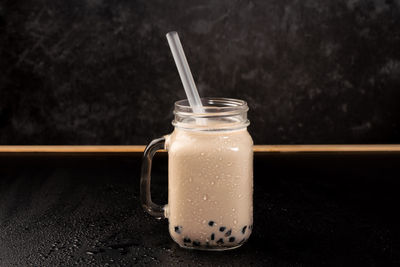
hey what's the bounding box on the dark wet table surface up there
[1,152,400,266]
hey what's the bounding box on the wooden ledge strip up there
[254,145,400,152]
[0,145,399,153]
[0,145,146,153]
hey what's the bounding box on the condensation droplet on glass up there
[233,220,237,224]
[200,152,205,156]
[189,177,192,182]
[227,162,232,166]
[232,208,236,212]
[210,181,215,185]
[238,194,242,198]
[203,195,208,201]
[219,157,222,161]
[215,175,219,179]
[202,220,206,224]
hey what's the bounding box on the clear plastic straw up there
[166,31,205,115]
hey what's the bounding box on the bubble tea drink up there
[141,98,253,250]
[141,31,252,250]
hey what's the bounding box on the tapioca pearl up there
[242,226,247,234]
[229,237,235,242]
[174,226,182,234]
[211,233,215,240]
[216,238,224,244]
[183,238,191,243]
[208,221,215,227]
[193,241,200,247]
[219,226,226,232]
[224,229,232,237]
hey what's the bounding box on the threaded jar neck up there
[172,97,250,131]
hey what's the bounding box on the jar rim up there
[174,97,249,117]
[173,97,250,131]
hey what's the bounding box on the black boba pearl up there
[208,221,215,226]
[242,226,247,234]
[224,229,232,237]
[193,241,200,246]
[229,237,235,242]
[174,226,182,234]
[211,233,215,240]
[219,226,226,232]
[183,238,191,243]
[216,238,224,244]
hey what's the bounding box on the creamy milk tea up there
[141,98,253,250]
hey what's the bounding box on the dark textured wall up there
[1,0,399,145]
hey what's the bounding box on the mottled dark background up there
[1,0,399,145]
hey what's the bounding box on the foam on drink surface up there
[166,127,253,249]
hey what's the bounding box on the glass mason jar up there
[141,97,253,251]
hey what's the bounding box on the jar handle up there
[140,136,167,219]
